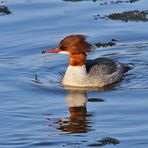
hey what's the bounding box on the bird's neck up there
[69,53,86,66]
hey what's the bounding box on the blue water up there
[1,0,148,147]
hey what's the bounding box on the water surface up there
[0,0,148,147]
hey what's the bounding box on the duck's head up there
[42,35,92,55]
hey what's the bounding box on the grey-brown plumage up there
[86,58,117,74]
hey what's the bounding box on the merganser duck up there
[42,35,127,88]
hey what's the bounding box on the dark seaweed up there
[108,10,148,22]
[94,10,148,22]
[94,41,117,48]
[0,6,11,15]
[88,137,120,147]
[88,98,105,102]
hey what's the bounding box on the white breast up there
[62,65,88,87]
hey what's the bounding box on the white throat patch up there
[59,51,69,54]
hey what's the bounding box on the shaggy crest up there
[58,35,93,54]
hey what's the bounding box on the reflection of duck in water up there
[58,90,90,133]
[42,35,128,87]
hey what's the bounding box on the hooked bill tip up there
[42,50,47,54]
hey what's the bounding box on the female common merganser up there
[42,35,127,87]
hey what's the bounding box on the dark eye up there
[60,46,67,51]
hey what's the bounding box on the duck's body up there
[62,58,125,87]
[42,35,127,88]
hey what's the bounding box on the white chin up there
[59,51,69,54]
